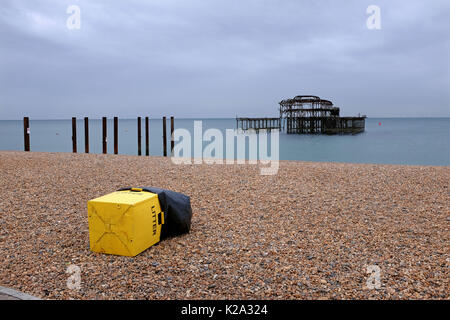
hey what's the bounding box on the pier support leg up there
[137,117,142,156]
[114,117,118,155]
[170,116,174,156]
[102,117,107,154]
[23,117,30,152]
[163,117,167,157]
[145,117,149,156]
[84,117,89,153]
[72,117,77,153]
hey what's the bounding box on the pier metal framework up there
[237,95,366,135]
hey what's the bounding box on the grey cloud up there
[0,0,449,119]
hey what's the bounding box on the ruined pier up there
[237,95,366,135]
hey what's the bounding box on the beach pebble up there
[0,151,448,300]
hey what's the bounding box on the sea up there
[0,118,449,166]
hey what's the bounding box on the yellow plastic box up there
[87,188,164,256]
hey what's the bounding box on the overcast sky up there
[0,0,449,119]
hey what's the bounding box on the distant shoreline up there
[0,150,449,168]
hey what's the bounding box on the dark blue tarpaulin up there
[118,187,192,239]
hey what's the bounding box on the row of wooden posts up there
[23,116,175,156]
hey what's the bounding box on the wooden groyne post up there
[72,117,77,153]
[145,117,149,156]
[23,117,30,152]
[162,116,167,157]
[114,117,118,155]
[170,116,174,156]
[102,117,107,154]
[84,117,89,153]
[137,117,142,156]
[20,116,179,155]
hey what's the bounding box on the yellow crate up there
[87,188,164,257]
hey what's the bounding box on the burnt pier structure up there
[237,95,366,134]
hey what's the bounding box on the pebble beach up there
[0,151,448,300]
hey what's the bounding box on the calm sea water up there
[0,118,449,166]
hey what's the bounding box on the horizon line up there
[1,116,450,121]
